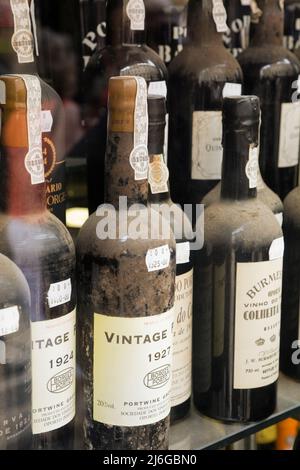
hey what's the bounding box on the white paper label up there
[146,245,171,272]
[31,309,76,434]
[171,270,193,407]
[148,81,167,98]
[130,77,149,180]
[246,146,259,189]
[149,155,169,194]
[93,309,174,426]
[0,81,6,104]
[19,75,44,185]
[192,110,223,180]
[278,101,300,168]
[234,258,283,389]
[126,0,145,31]
[0,306,19,337]
[10,0,34,63]
[41,110,53,133]
[275,212,283,227]
[269,237,285,261]
[222,83,242,98]
[176,242,190,265]
[47,279,72,309]
[212,0,228,33]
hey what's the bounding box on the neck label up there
[149,155,169,195]
[19,75,45,185]
[126,0,145,31]
[10,0,34,63]
[129,77,149,180]
[246,146,258,189]
[212,0,228,33]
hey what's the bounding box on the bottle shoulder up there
[169,44,243,83]
[238,46,300,75]
[202,199,283,249]
[76,206,176,259]
[284,187,300,228]
[0,212,75,262]
[0,253,31,306]
[87,44,168,80]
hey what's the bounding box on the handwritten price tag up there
[146,245,171,273]
[47,279,72,308]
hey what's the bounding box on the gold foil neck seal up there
[108,76,138,133]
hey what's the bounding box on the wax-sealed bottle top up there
[223,95,260,131]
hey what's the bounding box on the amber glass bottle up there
[77,77,176,449]
[0,75,76,449]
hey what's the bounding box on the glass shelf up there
[170,374,300,450]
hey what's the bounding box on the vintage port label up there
[93,309,174,426]
[234,258,283,389]
[31,309,76,434]
[149,155,169,195]
[191,110,223,180]
[171,270,193,408]
[10,0,34,63]
[212,0,228,33]
[126,0,145,31]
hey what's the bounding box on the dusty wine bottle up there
[280,186,300,379]
[223,0,251,57]
[284,0,300,58]
[147,95,194,422]
[193,96,284,422]
[0,255,31,450]
[77,76,176,450]
[0,74,76,449]
[0,0,67,223]
[168,0,243,212]
[83,0,168,215]
[80,0,107,69]
[202,154,284,226]
[145,0,188,66]
[238,0,300,200]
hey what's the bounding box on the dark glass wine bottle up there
[202,155,284,226]
[80,0,107,69]
[168,0,243,213]
[83,0,168,215]
[77,76,176,450]
[0,74,76,449]
[147,95,193,422]
[0,0,66,223]
[193,96,284,422]
[284,0,300,59]
[293,427,300,449]
[0,254,31,450]
[223,0,251,57]
[237,0,300,200]
[145,0,188,66]
[280,186,300,379]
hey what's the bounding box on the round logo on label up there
[47,367,74,394]
[43,137,57,178]
[25,147,44,178]
[129,145,149,176]
[149,161,169,186]
[11,29,34,58]
[143,364,171,390]
[126,0,145,23]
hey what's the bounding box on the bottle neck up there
[0,0,38,74]
[250,0,283,47]
[106,0,146,46]
[187,0,226,46]
[221,129,258,201]
[148,123,171,204]
[0,75,46,216]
